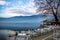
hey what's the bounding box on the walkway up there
[31,32,53,40]
[42,35,53,40]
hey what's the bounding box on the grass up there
[45,37,55,40]
[31,31,53,40]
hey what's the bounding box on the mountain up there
[0,15,47,23]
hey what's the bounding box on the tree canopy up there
[34,0,60,23]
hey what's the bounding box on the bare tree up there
[34,0,60,24]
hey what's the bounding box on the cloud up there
[0,13,23,18]
[0,0,10,5]
[0,0,39,18]
[7,1,36,14]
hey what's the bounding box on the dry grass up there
[31,31,53,40]
[45,37,55,40]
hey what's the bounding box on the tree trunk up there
[53,13,58,22]
[52,8,59,23]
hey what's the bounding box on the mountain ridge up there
[0,15,47,23]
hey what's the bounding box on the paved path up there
[7,36,28,40]
[31,32,53,40]
[7,35,31,40]
[42,35,53,40]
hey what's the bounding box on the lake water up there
[0,15,54,31]
[0,23,40,30]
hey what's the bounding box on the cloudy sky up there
[0,0,39,18]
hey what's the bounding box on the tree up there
[34,0,60,24]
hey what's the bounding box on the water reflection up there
[0,30,16,40]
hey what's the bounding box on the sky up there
[0,0,39,18]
